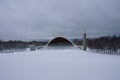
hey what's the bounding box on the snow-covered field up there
[0,49,120,80]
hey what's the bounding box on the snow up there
[0,49,120,80]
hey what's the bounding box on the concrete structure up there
[83,31,87,51]
[46,37,76,48]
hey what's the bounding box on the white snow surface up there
[0,49,120,80]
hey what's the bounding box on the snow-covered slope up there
[0,49,120,80]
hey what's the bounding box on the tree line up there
[0,40,48,53]
[0,40,29,53]
[87,36,120,55]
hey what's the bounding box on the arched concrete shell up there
[46,37,76,47]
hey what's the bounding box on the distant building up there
[30,44,36,51]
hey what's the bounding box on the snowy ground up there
[0,49,120,80]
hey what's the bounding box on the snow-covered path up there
[0,49,120,80]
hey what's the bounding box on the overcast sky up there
[0,0,120,40]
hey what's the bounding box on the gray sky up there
[0,0,120,40]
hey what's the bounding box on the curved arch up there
[46,37,76,47]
